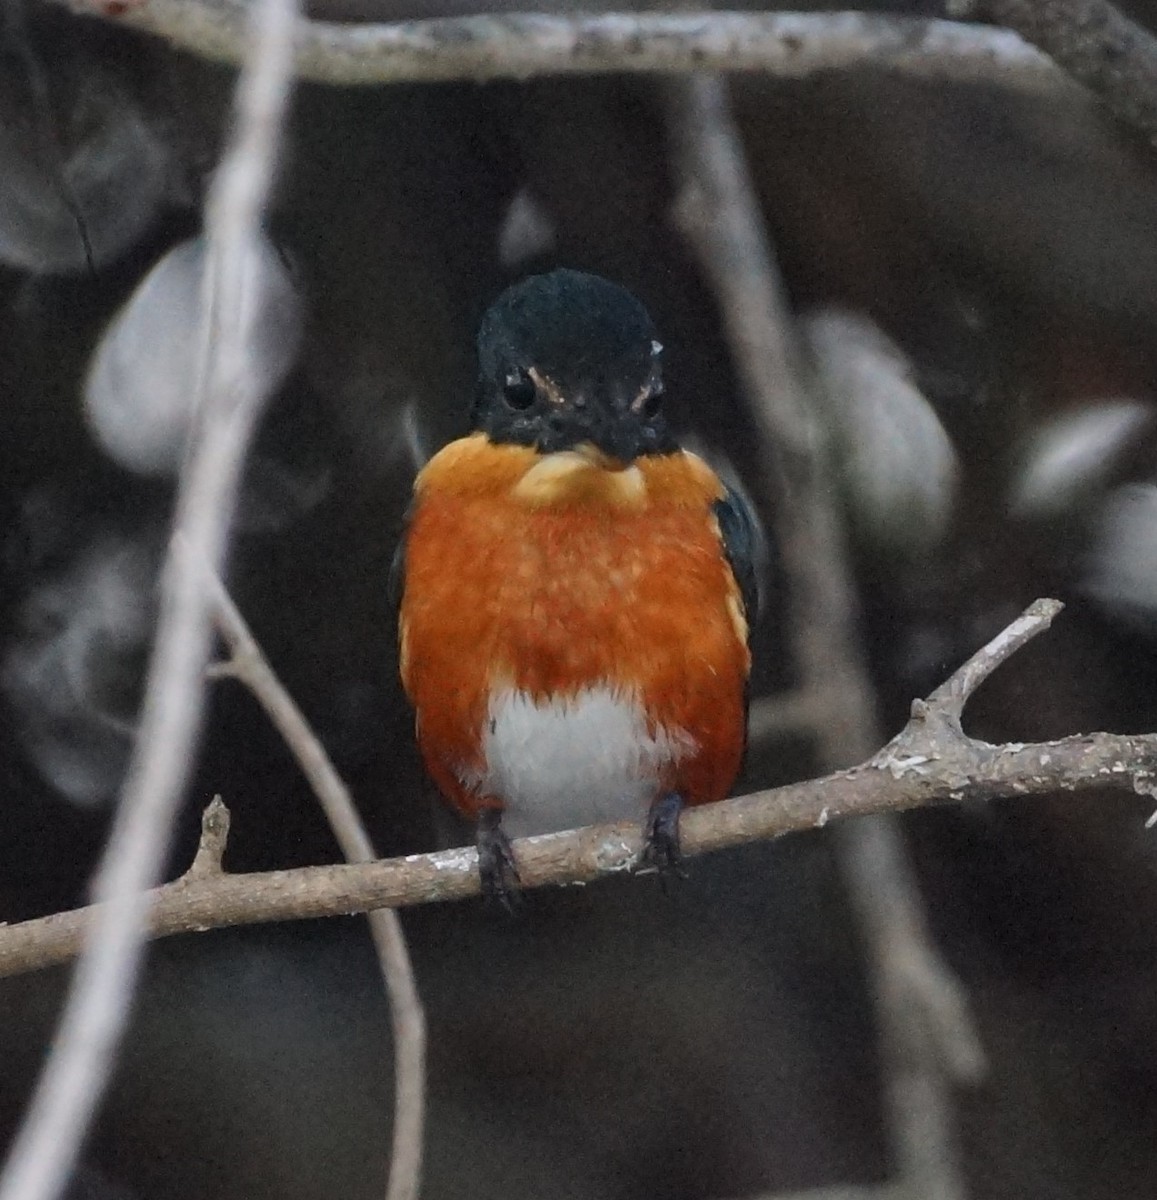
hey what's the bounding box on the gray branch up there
[45,3,1061,89]
[664,72,976,1200]
[0,0,298,1197]
[965,0,1157,144]
[204,563,426,1200]
[0,600,1152,981]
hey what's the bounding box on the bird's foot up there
[476,808,522,911]
[641,792,688,887]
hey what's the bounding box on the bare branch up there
[0,0,297,1196]
[667,75,815,462]
[665,73,975,1200]
[924,597,1063,720]
[837,817,982,1200]
[0,600,1154,982]
[666,74,878,762]
[842,822,986,1087]
[0,722,1146,971]
[41,3,1062,90]
[203,564,425,1200]
[963,0,1157,144]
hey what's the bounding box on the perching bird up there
[396,269,760,899]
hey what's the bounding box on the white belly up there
[464,685,696,838]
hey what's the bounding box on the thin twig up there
[42,4,1061,89]
[924,597,1063,718]
[185,796,231,879]
[202,562,425,1200]
[0,0,296,1197]
[665,74,976,1200]
[1,601,1156,981]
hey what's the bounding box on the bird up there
[396,268,760,900]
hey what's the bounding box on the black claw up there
[642,792,688,886]
[476,808,522,911]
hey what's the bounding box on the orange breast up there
[398,434,750,822]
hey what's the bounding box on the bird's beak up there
[573,441,631,471]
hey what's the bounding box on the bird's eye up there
[503,372,537,410]
[640,382,664,419]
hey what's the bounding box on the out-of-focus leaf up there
[805,307,959,553]
[0,58,172,274]
[1009,399,1153,519]
[1085,482,1157,633]
[1,537,156,807]
[84,234,304,476]
[498,187,556,270]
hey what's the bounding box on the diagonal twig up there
[201,560,425,1200]
[0,0,298,1196]
[664,72,979,1200]
[961,0,1157,145]
[924,597,1063,719]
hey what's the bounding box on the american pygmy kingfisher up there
[396,269,760,899]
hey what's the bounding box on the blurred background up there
[3,0,1157,1196]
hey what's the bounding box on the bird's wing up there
[713,484,766,637]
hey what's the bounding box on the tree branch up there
[42,3,1061,90]
[203,563,425,1200]
[0,0,297,1196]
[0,599,1151,983]
[664,72,976,1199]
[963,0,1157,145]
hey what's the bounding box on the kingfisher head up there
[472,269,678,463]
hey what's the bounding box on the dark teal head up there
[472,269,676,462]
